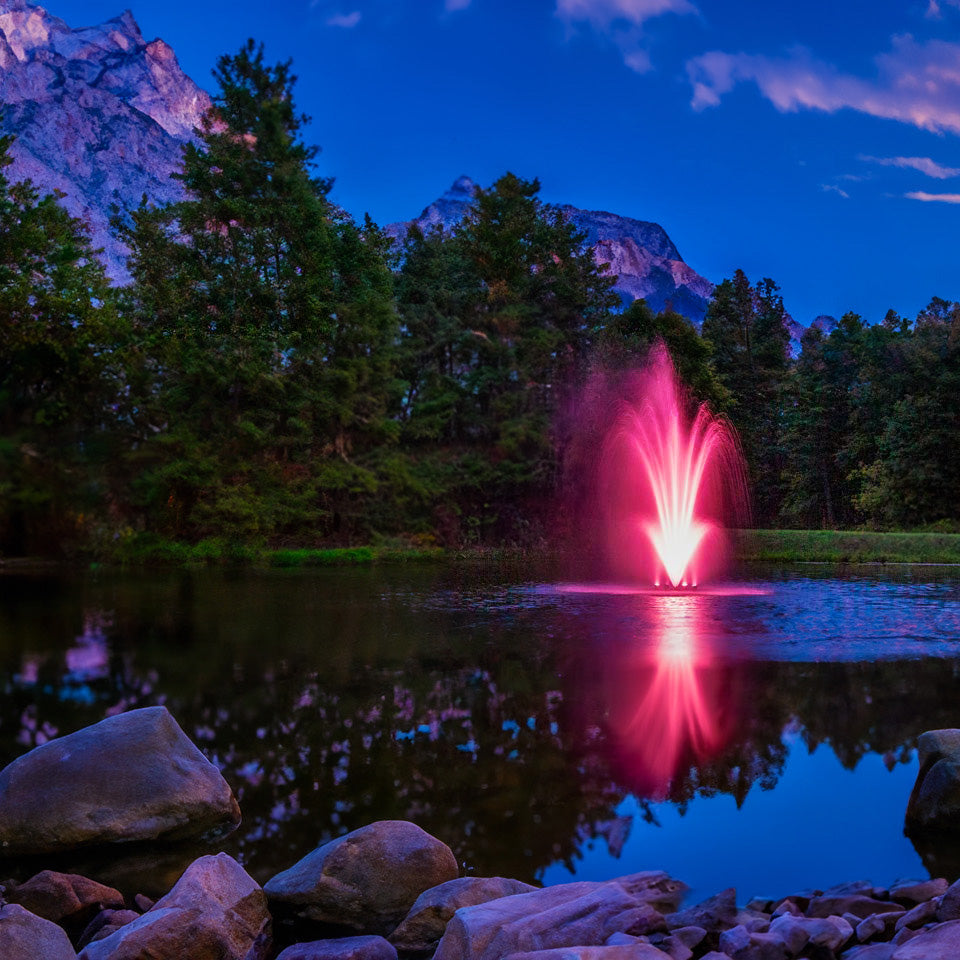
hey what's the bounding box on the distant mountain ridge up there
[0,0,208,277]
[386,176,715,322]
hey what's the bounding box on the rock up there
[747,898,775,913]
[77,910,140,949]
[905,730,960,834]
[718,925,789,959]
[133,894,154,913]
[0,706,240,855]
[658,933,695,959]
[856,914,894,942]
[936,879,960,922]
[389,876,536,951]
[78,853,270,960]
[804,915,854,951]
[842,946,896,960]
[275,937,398,960]
[432,872,683,960]
[891,920,960,956]
[893,899,939,930]
[6,871,124,926]
[605,932,644,945]
[889,879,948,905]
[0,903,77,960]
[502,949,668,960]
[666,888,738,932]
[265,821,458,935]
[806,896,902,921]
[768,914,811,954]
[670,926,707,950]
[771,900,802,918]
[736,908,771,933]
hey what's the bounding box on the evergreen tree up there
[119,41,397,543]
[0,133,126,554]
[702,270,790,524]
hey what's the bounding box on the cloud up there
[926,0,960,17]
[557,0,696,74]
[906,190,960,201]
[821,184,850,199]
[687,35,960,135]
[445,0,471,9]
[326,10,361,27]
[556,0,696,27]
[860,154,960,178]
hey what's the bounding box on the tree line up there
[2,42,958,557]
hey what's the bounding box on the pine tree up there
[119,41,397,543]
[0,133,126,554]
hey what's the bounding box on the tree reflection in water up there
[1,568,960,891]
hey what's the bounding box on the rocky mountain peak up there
[0,0,210,277]
[386,177,714,322]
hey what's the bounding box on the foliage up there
[0,133,127,555]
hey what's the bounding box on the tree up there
[702,270,790,524]
[0,133,126,555]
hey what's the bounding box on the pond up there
[1,562,959,903]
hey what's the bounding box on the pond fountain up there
[598,342,748,590]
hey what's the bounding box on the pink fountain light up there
[600,343,747,588]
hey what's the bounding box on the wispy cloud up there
[557,0,695,27]
[445,0,471,10]
[821,184,850,199]
[926,0,960,18]
[557,0,697,74]
[860,154,960,178]
[687,35,960,135]
[906,190,960,201]
[326,10,361,27]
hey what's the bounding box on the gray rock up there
[390,876,536,951]
[801,915,854,951]
[719,924,790,960]
[768,914,811,954]
[275,937,397,960]
[842,946,896,960]
[666,888,738,932]
[891,920,960,957]
[894,898,939,931]
[77,910,140,949]
[78,852,270,960]
[433,873,683,960]
[0,706,240,855]
[0,903,77,960]
[936,879,960,921]
[806,896,901,920]
[503,948,668,960]
[265,821,458,935]
[6,870,124,925]
[905,730,960,834]
[856,914,891,942]
[889,879,948,905]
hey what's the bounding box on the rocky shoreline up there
[0,707,957,960]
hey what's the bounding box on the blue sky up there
[53,0,960,324]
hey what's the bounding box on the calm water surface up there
[1,562,960,902]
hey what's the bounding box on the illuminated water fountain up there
[600,342,748,589]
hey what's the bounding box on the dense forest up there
[2,43,959,557]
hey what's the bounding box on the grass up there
[736,529,960,564]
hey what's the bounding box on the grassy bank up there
[736,529,960,564]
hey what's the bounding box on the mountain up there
[0,0,208,277]
[385,176,715,323]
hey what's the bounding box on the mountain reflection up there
[607,595,727,799]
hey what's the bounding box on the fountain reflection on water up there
[608,593,726,799]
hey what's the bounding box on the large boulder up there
[6,870,124,927]
[390,876,537,952]
[905,729,960,834]
[264,820,458,935]
[77,853,271,960]
[432,872,686,960]
[891,919,960,958]
[0,706,240,855]
[0,903,78,960]
[276,937,397,960]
